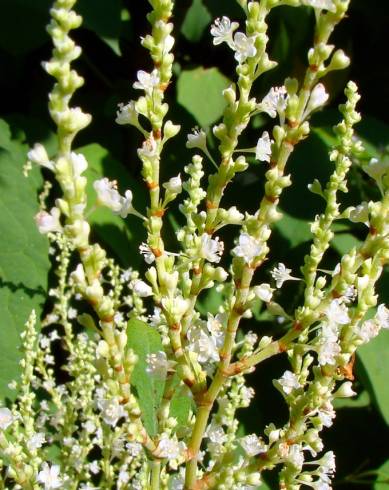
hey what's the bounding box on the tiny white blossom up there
[287,444,304,469]
[88,461,100,475]
[317,341,340,365]
[348,201,369,225]
[355,319,380,343]
[117,190,136,219]
[132,279,153,297]
[118,469,130,485]
[240,386,255,406]
[233,32,257,64]
[27,143,54,170]
[93,178,122,212]
[69,152,88,176]
[67,307,77,320]
[116,101,138,125]
[303,83,329,118]
[255,131,273,162]
[35,207,62,234]
[240,434,266,456]
[257,86,288,119]
[363,157,389,193]
[37,463,62,489]
[377,304,389,329]
[199,234,224,263]
[138,136,158,159]
[133,69,160,95]
[324,299,349,326]
[205,421,227,444]
[163,174,182,194]
[98,398,126,427]
[210,16,239,48]
[278,370,300,395]
[27,432,45,451]
[186,128,207,151]
[253,283,274,303]
[0,407,14,430]
[139,243,155,264]
[232,233,262,264]
[187,324,219,364]
[156,434,186,459]
[126,441,142,457]
[146,351,169,377]
[301,0,336,12]
[334,381,356,398]
[270,263,299,288]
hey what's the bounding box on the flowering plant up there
[1,0,389,488]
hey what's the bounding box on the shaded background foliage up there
[1,0,389,487]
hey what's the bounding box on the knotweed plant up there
[1,0,389,489]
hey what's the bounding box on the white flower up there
[116,101,138,125]
[0,407,14,430]
[199,234,224,263]
[206,313,225,349]
[301,0,336,12]
[117,190,135,218]
[255,131,273,162]
[67,307,77,320]
[324,299,349,326]
[146,351,169,377]
[257,86,288,119]
[253,283,274,302]
[278,370,300,394]
[187,324,219,364]
[27,432,45,451]
[240,434,266,456]
[93,178,122,212]
[88,461,100,474]
[37,463,62,489]
[138,136,158,159]
[232,233,262,264]
[69,151,88,176]
[356,319,380,343]
[186,128,207,151]
[363,157,389,193]
[317,341,340,365]
[35,207,62,234]
[233,32,257,64]
[163,174,182,194]
[334,381,356,398]
[118,469,130,485]
[225,206,244,224]
[377,304,389,329]
[240,386,255,406]
[126,441,142,457]
[139,243,155,264]
[132,279,153,297]
[27,143,54,171]
[270,263,299,288]
[133,69,160,95]
[303,83,329,118]
[210,16,239,48]
[205,421,227,444]
[287,444,304,469]
[156,434,186,459]
[98,398,126,427]
[349,202,369,226]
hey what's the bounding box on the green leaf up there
[358,329,389,425]
[77,0,123,55]
[79,143,145,268]
[374,459,389,489]
[126,318,164,436]
[274,211,312,248]
[169,377,192,427]
[0,119,50,400]
[181,0,211,43]
[331,233,362,256]
[177,67,231,127]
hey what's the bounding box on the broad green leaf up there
[0,119,50,400]
[79,143,145,268]
[126,318,164,436]
[177,67,231,127]
[358,329,389,425]
[169,377,192,427]
[77,0,123,55]
[331,233,362,256]
[181,0,211,43]
[374,459,389,489]
[274,211,311,248]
